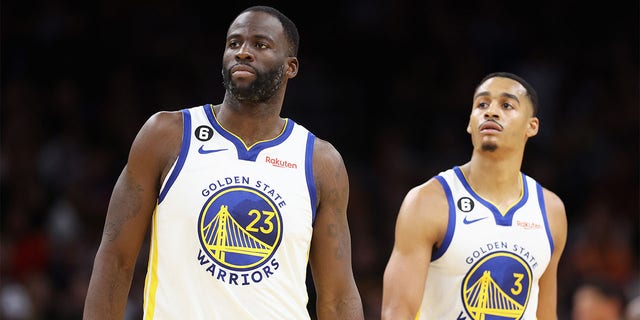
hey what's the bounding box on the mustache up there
[230,62,256,72]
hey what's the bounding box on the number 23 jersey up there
[143,104,317,319]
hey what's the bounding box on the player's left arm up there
[537,188,568,320]
[308,138,364,320]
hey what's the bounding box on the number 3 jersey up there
[143,104,317,319]
[417,166,554,319]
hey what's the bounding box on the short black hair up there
[478,72,539,116]
[241,6,299,57]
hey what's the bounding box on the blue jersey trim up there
[204,104,295,161]
[158,109,191,204]
[205,103,215,122]
[537,183,555,255]
[432,175,456,261]
[305,133,317,223]
[453,166,529,226]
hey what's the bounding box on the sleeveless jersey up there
[417,166,554,320]
[143,104,317,319]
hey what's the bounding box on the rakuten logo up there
[265,156,298,169]
[516,220,542,230]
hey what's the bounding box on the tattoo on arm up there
[104,176,144,242]
[315,144,351,261]
[327,170,350,260]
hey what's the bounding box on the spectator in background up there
[571,278,626,320]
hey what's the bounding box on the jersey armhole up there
[158,109,191,204]
[305,132,317,224]
[431,175,456,261]
[536,183,554,255]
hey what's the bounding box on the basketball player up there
[381,72,567,319]
[84,6,364,319]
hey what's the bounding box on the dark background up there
[1,0,638,319]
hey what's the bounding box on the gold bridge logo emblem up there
[198,186,282,271]
[462,251,532,319]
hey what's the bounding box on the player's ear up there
[285,57,298,78]
[526,117,539,138]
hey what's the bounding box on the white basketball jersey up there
[417,166,554,319]
[143,104,317,319]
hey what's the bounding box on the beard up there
[481,142,498,152]
[222,63,285,103]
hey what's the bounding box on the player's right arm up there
[536,188,567,320]
[83,111,182,319]
[381,178,448,320]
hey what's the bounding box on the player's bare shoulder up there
[312,137,344,169]
[541,188,565,216]
[311,137,348,206]
[397,177,449,245]
[312,137,347,182]
[541,187,568,245]
[410,177,445,198]
[130,110,184,182]
[404,177,448,214]
[143,110,183,140]
[136,111,182,153]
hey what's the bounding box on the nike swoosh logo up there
[198,145,228,154]
[463,216,488,224]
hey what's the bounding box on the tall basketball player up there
[381,72,567,319]
[84,6,364,319]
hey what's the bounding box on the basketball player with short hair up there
[84,6,364,319]
[381,72,567,319]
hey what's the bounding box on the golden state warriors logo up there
[198,186,282,271]
[462,251,532,319]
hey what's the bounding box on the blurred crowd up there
[1,1,638,319]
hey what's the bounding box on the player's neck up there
[213,103,286,147]
[462,154,523,206]
[466,151,522,180]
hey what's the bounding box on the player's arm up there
[83,111,182,319]
[381,178,448,320]
[536,188,568,320]
[308,138,364,320]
